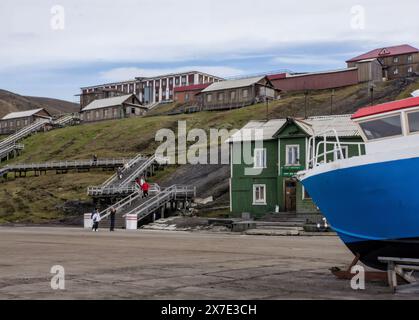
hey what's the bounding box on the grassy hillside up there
[0,89,79,118]
[0,77,418,223]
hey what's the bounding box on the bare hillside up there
[0,89,79,118]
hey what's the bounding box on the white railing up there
[0,143,24,157]
[308,129,365,168]
[8,158,129,170]
[99,184,161,220]
[0,119,51,148]
[122,185,196,221]
[101,153,148,188]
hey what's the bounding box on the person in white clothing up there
[92,209,100,232]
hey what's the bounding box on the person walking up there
[109,207,116,232]
[92,154,98,165]
[141,180,150,198]
[92,208,100,232]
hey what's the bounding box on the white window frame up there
[393,57,399,63]
[408,55,413,62]
[334,145,349,161]
[285,145,300,166]
[393,68,399,75]
[408,66,413,73]
[254,148,267,169]
[253,184,267,205]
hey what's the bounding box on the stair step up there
[256,226,304,231]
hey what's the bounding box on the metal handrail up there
[99,184,161,220]
[8,158,129,170]
[117,154,157,187]
[0,119,51,148]
[122,185,195,220]
[308,129,365,168]
[101,153,148,188]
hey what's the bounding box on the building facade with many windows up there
[227,115,365,218]
[79,71,223,109]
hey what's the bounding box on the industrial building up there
[227,115,365,217]
[79,71,223,109]
[268,59,383,92]
[0,108,52,135]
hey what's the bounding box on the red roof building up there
[174,83,211,104]
[352,96,419,119]
[347,44,419,80]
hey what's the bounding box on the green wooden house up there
[227,115,365,219]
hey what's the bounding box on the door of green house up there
[284,180,297,212]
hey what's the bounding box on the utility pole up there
[330,89,335,115]
[265,96,269,121]
[369,82,376,106]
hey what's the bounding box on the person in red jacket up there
[141,181,150,198]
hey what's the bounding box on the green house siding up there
[230,120,365,218]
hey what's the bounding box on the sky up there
[1,0,418,102]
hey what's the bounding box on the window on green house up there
[286,145,300,166]
[254,148,266,168]
[334,145,348,161]
[253,184,266,205]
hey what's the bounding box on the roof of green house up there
[226,119,286,143]
[227,115,360,143]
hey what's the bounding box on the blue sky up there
[1,0,418,102]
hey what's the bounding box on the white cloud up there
[271,55,344,66]
[0,0,418,70]
[99,66,246,82]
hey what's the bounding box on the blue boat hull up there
[302,156,419,270]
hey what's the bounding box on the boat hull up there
[301,156,419,270]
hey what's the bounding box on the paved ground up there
[0,226,416,300]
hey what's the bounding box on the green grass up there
[1,78,418,223]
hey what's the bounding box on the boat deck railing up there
[308,129,365,168]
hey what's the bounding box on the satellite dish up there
[412,90,419,97]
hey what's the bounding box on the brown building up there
[198,76,279,111]
[80,94,147,123]
[347,44,419,80]
[0,108,52,135]
[174,83,211,104]
[269,59,382,93]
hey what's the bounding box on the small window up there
[408,55,413,62]
[407,111,419,133]
[218,92,224,101]
[254,148,267,168]
[131,108,136,114]
[359,115,402,140]
[231,91,236,100]
[185,93,190,102]
[207,94,212,102]
[393,57,399,63]
[253,185,266,205]
[408,66,413,73]
[334,145,349,161]
[393,68,399,75]
[243,89,249,98]
[286,145,300,166]
[16,120,20,127]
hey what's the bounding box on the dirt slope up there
[0,89,79,118]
